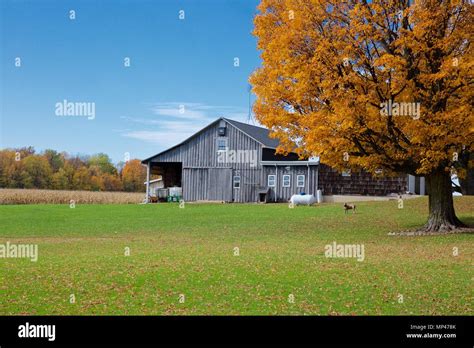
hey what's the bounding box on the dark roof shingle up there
[223,118,280,148]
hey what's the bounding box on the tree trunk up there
[424,169,465,232]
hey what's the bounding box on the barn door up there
[208,168,232,202]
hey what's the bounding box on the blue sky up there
[0,0,261,163]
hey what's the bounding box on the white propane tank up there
[290,194,317,206]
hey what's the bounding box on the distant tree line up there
[0,147,147,192]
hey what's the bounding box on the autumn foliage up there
[0,148,146,192]
[251,0,473,232]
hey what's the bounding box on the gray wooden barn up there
[142,117,407,203]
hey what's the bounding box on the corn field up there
[0,189,145,205]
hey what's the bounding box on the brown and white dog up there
[344,203,356,214]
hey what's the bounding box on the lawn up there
[0,197,472,315]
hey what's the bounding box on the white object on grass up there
[290,194,317,206]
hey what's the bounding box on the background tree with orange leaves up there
[251,0,473,232]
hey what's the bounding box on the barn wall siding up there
[183,168,209,201]
[318,164,407,195]
[232,168,264,202]
[262,166,318,202]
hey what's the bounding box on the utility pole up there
[247,84,254,125]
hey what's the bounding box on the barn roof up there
[142,117,281,164]
[223,118,280,148]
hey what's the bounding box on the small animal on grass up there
[344,203,356,214]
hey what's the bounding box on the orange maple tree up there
[251,0,473,232]
[122,159,147,192]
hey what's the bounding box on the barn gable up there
[142,118,265,168]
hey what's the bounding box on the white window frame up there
[217,137,228,152]
[233,175,241,189]
[268,174,276,187]
[297,175,305,188]
[282,174,291,187]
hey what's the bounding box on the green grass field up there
[0,197,472,315]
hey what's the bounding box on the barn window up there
[342,170,351,177]
[297,175,305,187]
[282,175,291,187]
[233,176,241,189]
[268,175,276,187]
[217,138,228,151]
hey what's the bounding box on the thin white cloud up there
[123,130,192,145]
[152,107,208,120]
[120,116,162,125]
[121,102,249,147]
[123,131,163,144]
[150,102,248,121]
